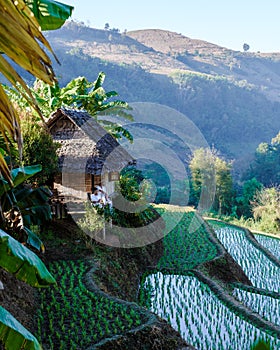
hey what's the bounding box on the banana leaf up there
[26,0,74,30]
[12,165,42,188]
[0,307,42,350]
[0,165,42,197]
[15,185,53,226]
[25,227,45,252]
[0,229,55,287]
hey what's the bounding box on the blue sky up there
[66,0,280,53]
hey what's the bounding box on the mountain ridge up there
[33,22,280,173]
[46,22,280,101]
[127,28,280,102]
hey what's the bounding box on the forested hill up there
[42,22,280,170]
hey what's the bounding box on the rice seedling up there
[142,272,280,350]
[255,234,280,260]
[36,259,148,349]
[157,211,219,271]
[209,223,280,292]
[233,288,280,326]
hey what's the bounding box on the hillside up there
[128,29,280,101]
[32,22,280,173]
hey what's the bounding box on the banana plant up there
[0,165,52,252]
[25,0,74,31]
[0,164,55,349]
[6,73,134,143]
[0,229,56,350]
[0,1,71,348]
[0,307,42,350]
[0,229,55,287]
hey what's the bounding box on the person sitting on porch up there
[90,187,102,207]
[96,185,112,208]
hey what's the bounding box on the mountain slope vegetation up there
[16,21,280,174]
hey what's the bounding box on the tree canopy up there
[244,132,280,186]
[189,148,233,214]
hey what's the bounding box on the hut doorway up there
[92,174,101,190]
[85,174,101,193]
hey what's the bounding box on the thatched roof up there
[47,108,134,174]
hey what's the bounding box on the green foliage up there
[77,202,105,235]
[11,165,43,188]
[119,165,144,202]
[21,116,59,185]
[138,161,171,204]
[0,229,55,287]
[0,165,52,251]
[26,0,74,31]
[37,260,146,348]
[252,187,280,233]
[21,73,134,142]
[111,204,158,231]
[189,148,215,210]
[244,133,280,187]
[0,307,42,350]
[156,209,219,271]
[79,167,159,240]
[109,165,160,229]
[251,340,271,349]
[189,148,234,215]
[214,156,234,214]
[235,178,263,218]
[14,185,52,225]
[0,164,42,196]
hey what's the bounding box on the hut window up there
[85,174,101,192]
[109,172,120,181]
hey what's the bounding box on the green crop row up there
[36,259,147,349]
[233,288,280,326]
[156,211,219,271]
[209,223,280,292]
[142,272,280,350]
[255,234,280,260]
[140,214,280,349]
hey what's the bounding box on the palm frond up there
[0,0,57,184]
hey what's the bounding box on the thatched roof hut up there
[47,108,135,198]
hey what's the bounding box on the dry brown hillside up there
[127,29,280,101]
[128,28,229,56]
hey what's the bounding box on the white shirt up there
[90,192,101,205]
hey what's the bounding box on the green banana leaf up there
[0,165,42,197]
[0,229,55,287]
[25,227,45,252]
[15,185,53,227]
[11,165,42,188]
[0,307,42,350]
[26,0,74,31]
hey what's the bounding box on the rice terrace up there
[139,208,280,350]
[30,207,280,349]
